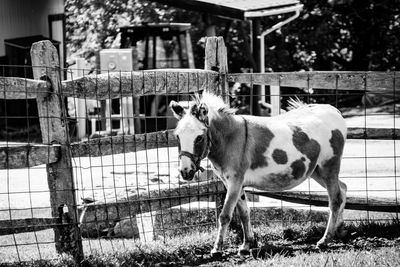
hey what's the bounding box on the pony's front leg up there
[236,191,255,255]
[211,184,242,256]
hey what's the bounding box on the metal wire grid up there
[0,67,399,262]
[66,69,218,252]
[1,65,55,261]
[0,66,219,262]
[236,74,399,226]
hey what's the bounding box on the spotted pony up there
[170,92,347,256]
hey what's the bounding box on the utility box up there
[99,48,136,135]
[100,48,136,72]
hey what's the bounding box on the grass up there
[1,218,400,267]
[239,247,400,267]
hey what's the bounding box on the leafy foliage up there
[284,0,400,71]
[65,0,400,71]
[65,0,204,65]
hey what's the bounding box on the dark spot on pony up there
[272,149,288,165]
[241,194,246,200]
[322,129,345,175]
[193,134,208,158]
[330,129,344,157]
[190,103,198,116]
[250,126,275,170]
[291,126,321,175]
[291,159,306,179]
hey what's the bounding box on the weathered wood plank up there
[61,69,219,100]
[249,191,400,213]
[1,71,398,100]
[227,72,400,92]
[0,218,58,236]
[71,129,178,157]
[347,127,400,140]
[80,179,226,236]
[0,144,60,169]
[31,40,83,258]
[70,126,399,159]
[0,77,50,99]
[204,36,228,101]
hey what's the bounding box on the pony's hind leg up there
[311,165,347,248]
[236,191,255,255]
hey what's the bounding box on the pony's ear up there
[169,101,186,120]
[197,103,209,126]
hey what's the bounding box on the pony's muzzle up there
[179,167,197,181]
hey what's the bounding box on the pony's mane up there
[195,92,236,119]
[286,96,307,111]
[175,92,236,135]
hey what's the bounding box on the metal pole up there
[259,9,301,114]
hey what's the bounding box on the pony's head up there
[169,97,209,180]
[169,93,229,180]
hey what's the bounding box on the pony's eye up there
[195,136,204,143]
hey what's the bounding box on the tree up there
[65,0,204,66]
[270,0,400,71]
[66,0,400,72]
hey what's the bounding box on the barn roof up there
[151,0,303,20]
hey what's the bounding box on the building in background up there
[0,0,65,142]
[0,0,65,68]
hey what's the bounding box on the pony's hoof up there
[335,223,348,239]
[316,240,328,250]
[238,248,250,256]
[336,228,348,239]
[238,243,252,256]
[210,249,223,259]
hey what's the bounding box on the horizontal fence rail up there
[227,71,400,92]
[347,127,400,140]
[0,218,59,235]
[1,127,398,170]
[1,69,219,100]
[0,77,50,99]
[251,191,400,213]
[70,129,178,157]
[0,144,60,169]
[0,180,225,237]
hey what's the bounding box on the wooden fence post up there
[204,36,242,231]
[204,36,229,101]
[30,41,83,261]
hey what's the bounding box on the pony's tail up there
[286,97,306,110]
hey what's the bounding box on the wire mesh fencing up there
[0,61,225,262]
[228,72,400,224]
[0,52,399,264]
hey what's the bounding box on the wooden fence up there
[0,37,227,261]
[0,36,399,262]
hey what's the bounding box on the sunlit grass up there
[240,247,400,267]
[1,218,400,266]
